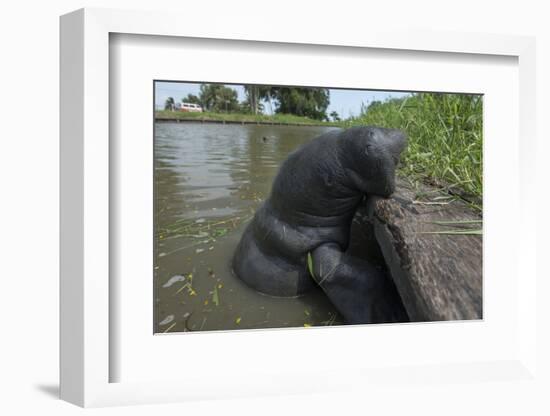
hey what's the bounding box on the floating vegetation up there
[163,322,177,333]
[173,273,197,296]
[162,274,186,288]
[154,125,351,333]
[157,212,254,257]
[158,215,253,242]
[159,314,174,326]
[155,214,254,259]
[212,285,220,306]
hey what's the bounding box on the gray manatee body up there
[232,126,407,324]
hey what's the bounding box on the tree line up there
[164,83,339,121]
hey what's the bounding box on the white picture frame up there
[60,8,537,407]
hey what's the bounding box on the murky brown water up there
[154,122,345,333]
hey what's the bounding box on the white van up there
[178,102,203,112]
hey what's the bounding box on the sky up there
[154,81,411,119]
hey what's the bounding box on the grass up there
[344,93,483,207]
[420,219,483,236]
[155,110,340,126]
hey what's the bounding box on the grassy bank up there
[157,93,483,208]
[346,93,483,207]
[155,110,340,126]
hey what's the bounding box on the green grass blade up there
[212,285,219,306]
[419,229,482,235]
[428,220,483,225]
[307,252,315,278]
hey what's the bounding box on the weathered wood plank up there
[363,179,483,322]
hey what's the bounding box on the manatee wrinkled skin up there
[232,126,407,324]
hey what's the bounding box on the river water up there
[154,122,351,333]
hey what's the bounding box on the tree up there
[215,87,240,112]
[243,85,271,114]
[329,110,341,122]
[164,96,175,111]
[244,85,260,114]
[239,98,264,114]
[198,84,220,111]
[199,84,240,112]
[182,94,201,105]
[268,87,330,120]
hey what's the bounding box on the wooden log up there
[361,179,482,322]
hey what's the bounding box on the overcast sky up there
[154,81,411,119]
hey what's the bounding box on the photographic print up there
[153,81,482,333]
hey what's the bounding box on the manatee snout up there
[386,128,407,161]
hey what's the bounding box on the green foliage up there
[164,96,175,111]
[268,87,330,121]
[307,252,315,279]
[182,93,201,105]
[199,84,240,112]
[243,85,271,114]
[192,84,330,120]
[329,110,341,122]
[348,93,483,200]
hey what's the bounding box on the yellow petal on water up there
[204,300,209,306]
[303,323,311,327]
[235,317,241,324]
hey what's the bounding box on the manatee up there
[232,126,407,324]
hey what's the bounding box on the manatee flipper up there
[310,243,408,324]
